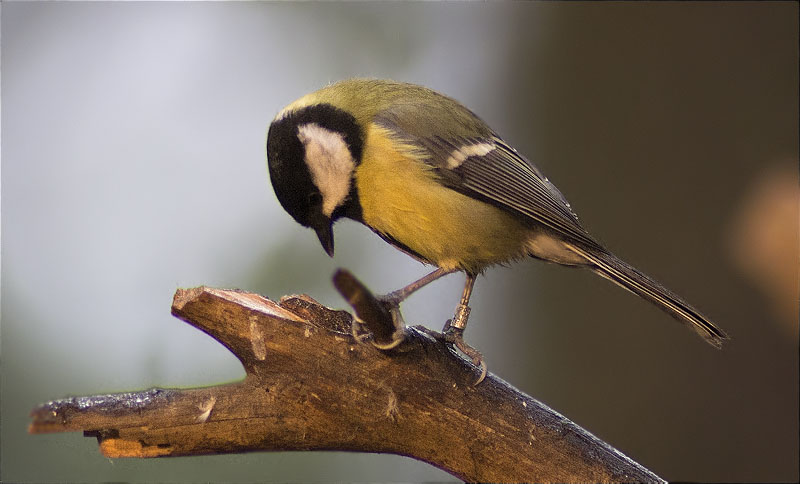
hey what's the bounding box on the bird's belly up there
[356,128,531,273]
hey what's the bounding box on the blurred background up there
[2,2,797,482]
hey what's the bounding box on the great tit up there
[266,78,728,364]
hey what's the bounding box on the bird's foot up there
[350,315,372,344]
[443,304,487,385]
[373,304,406,350]
[379,289,405,309]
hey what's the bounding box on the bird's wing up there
[428,134,603,250]
[375,103,602,250]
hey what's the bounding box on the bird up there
[266,78,728,377]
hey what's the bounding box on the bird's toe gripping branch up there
[443,304,487,385]
[334,268,486,384]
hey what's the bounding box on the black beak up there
[313,217,335,257]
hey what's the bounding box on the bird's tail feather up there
[565,243,729,348]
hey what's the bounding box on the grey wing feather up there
[374,97,602,250]
[423,134,603,251]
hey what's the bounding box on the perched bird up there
[266,79,728,375]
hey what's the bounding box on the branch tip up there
[332,269,398,346]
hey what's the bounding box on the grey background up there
[2,2,798,482]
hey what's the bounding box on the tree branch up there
[29,276,664,483]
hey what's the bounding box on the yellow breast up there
[356,124,532,273]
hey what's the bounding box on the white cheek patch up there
[446,142,496,169]
[296,123,356,217]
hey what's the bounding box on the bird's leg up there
[353,267,458,349]
[446,272,476,334]
[443,273,487,384]
[381,267,458,306]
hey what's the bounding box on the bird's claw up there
[443,320,487,385]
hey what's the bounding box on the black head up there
[267,103,364,257]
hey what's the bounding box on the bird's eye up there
[308,192,322,207]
